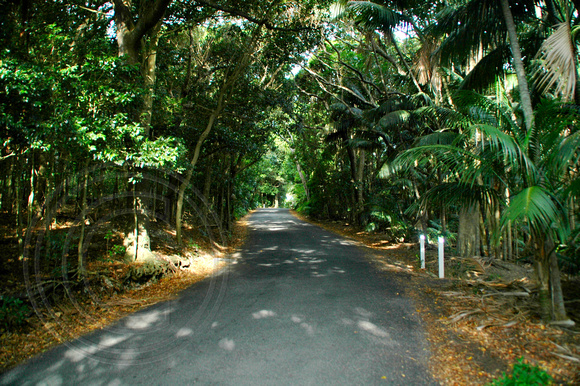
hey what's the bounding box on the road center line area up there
[1,208,437,385]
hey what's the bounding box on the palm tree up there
[430,0,538,130]
[391,92,578,324]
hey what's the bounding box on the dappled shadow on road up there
[193,209,434,384]
[0,269,229,385]
[230,209,365,279]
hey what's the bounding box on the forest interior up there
[1,0,580,384]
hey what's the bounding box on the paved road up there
[1,209,436,385]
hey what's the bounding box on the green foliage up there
[109,245,126,258]
[488,358,552,386]
[0,296,30,331]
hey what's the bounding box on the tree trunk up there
[535,236,572,324]
[141,21,162,134]
[549,245,568,322]
[113,0,172,262]
[176,102,223,244]
[15,150,24,258]
[500,0,535,132]
[295,160,310,202]
[457,203,480,258]
[356,149,365,224]
[124,175,155,262]
[202,155,214,218]
[77,160,89,273]
[175,30,259,243]
[535,238,552,321]
[113,0,172,64]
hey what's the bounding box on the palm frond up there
[502,186,566,237]
[365,96,412,121]
[345,1,410,32]
[467,123,536,177]
[549,131,580,176]
[563,178,580,199]
[459,46,511,92]
[415,106,472,132]
[409,92,434,107]
[433,0,505,66]
[330,1,349,20]
[533,21,577,102]
[347,137,379,150]
[453,91,519,135]
[535,99,580,176]
[385,144,480,179]
[378,110,411,130]
[414,131,459,146]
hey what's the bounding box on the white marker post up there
[438,236,445,278]
[419,234,426,269]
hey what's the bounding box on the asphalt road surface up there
[1,208,436,385]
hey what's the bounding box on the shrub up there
[0,295,30,331]
[488,358,552,385]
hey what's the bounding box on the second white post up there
[438,236,445,278]
[420,234,426,269]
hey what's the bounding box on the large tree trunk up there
[457,203,480,258]
[113,1,171,261]
[113,0,172,64]
[124,176,155,262]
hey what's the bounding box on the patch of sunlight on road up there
[99,335,130,348]
[64,333,131,363]
[357,320,390,338]
[176,328,193,337]
[219,338,235,351]
[125,309,171,330]
[64,348,89,363]
[117,350,139,369]
[290,315,315,335]
[249,224,290,231]
[257,262,280,267]
[292,249,316,255]
[38,374,63,385]
[252,310,277,319]
[341,308,398,346]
